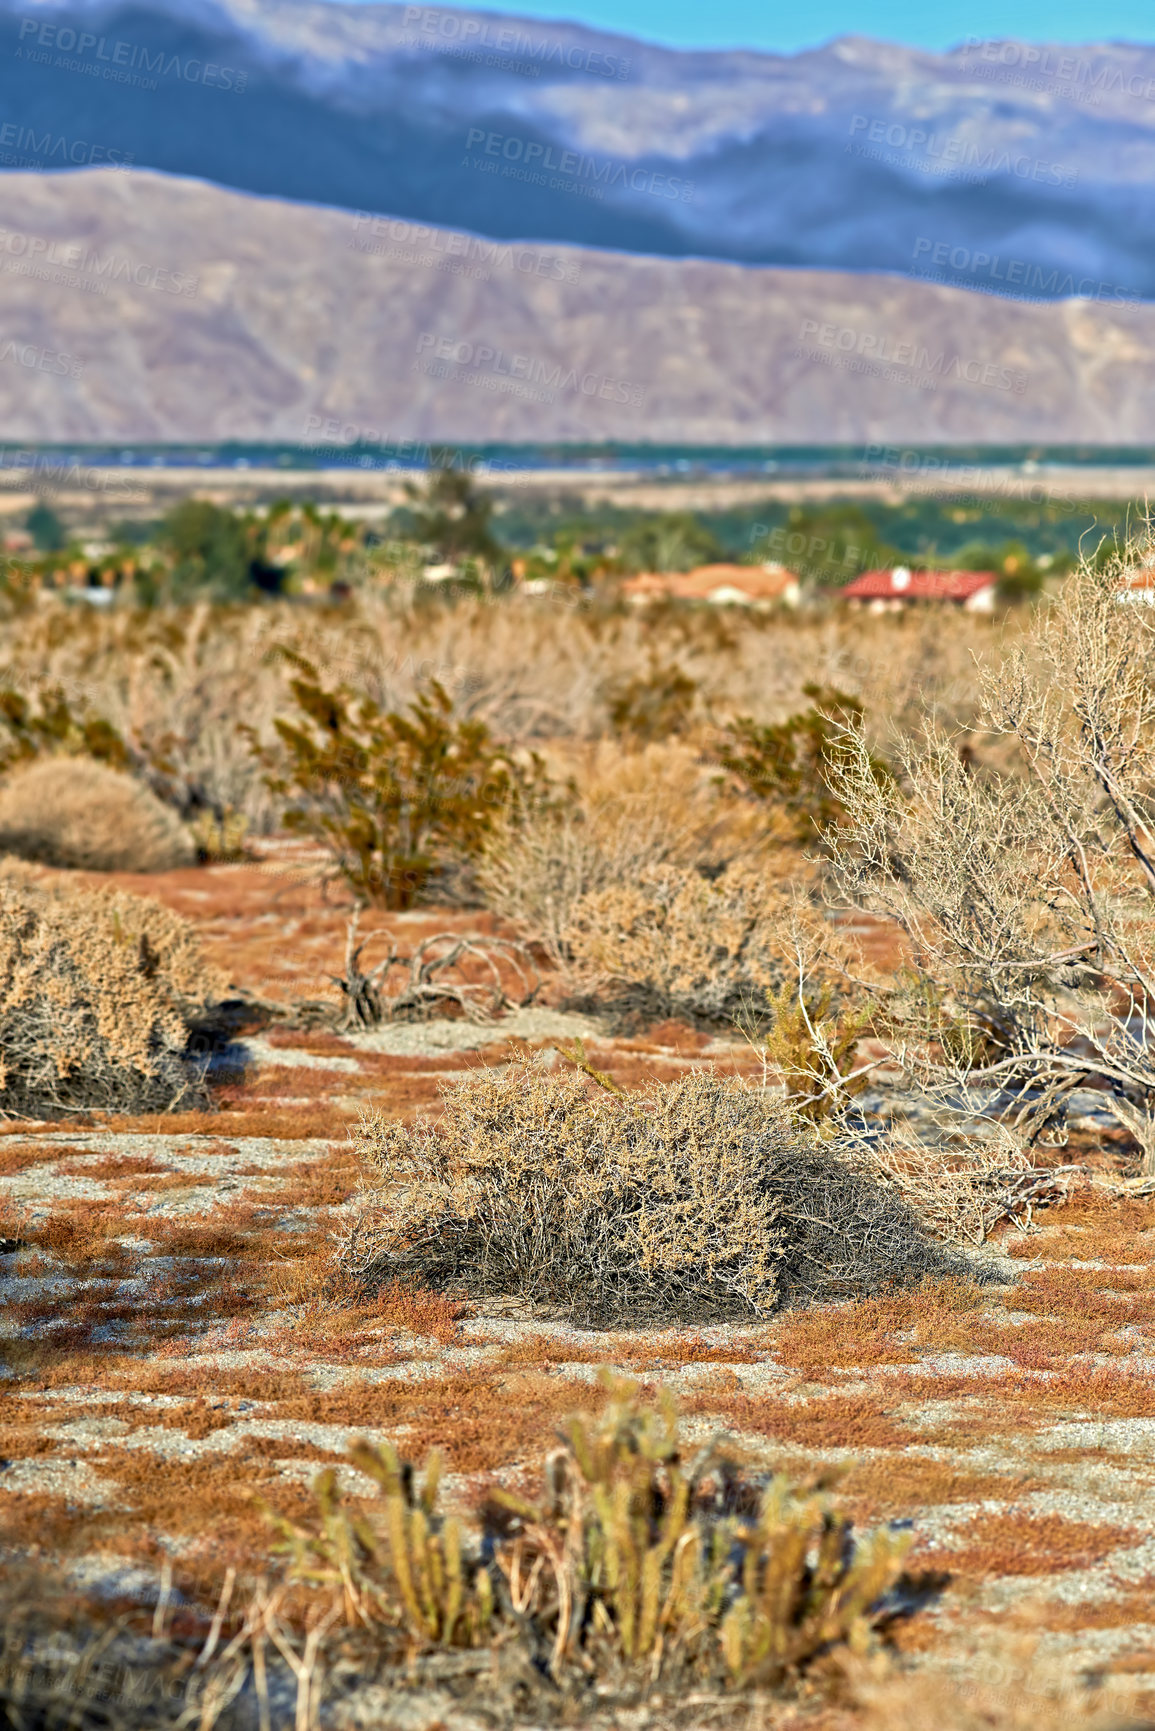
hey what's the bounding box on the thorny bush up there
[825,549,1155,1169]
[568,861,843,1027]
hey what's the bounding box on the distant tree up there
[748,504,891,587]
[158,500,264,600]
[25,502,66,552]
[400,465,502,569]
[947,539,1045,605]
[618,512,721,574]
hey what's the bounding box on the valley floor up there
[3,849,1155,1729]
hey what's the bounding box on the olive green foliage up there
[757,979,874,1121]
[273,1378,912,1688]
[400,465,502,569]
[617,511,722,575]
[255,659,547,908]
[25,502,67,552]
[748,503,889,587]
[0,685,131,775]
[608,660,698,743]
[715,685,891,843]
[157,499,264,602]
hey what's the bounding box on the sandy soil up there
[3,848,1155,1728]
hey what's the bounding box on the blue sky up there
[449,0,1155,52]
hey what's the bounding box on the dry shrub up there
[0,595,1001,847]
[342,1060,966,1324]
[842,1129,1056,1247]
[827,552,1155,1167]
[569,861,832,1025]
[0,868,224,1116]
[478,738,788,963]
[0,756,194,873]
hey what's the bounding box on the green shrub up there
[253,659,548,908]
[714,685,891,843]
[0,685,131,776]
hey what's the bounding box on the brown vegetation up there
[0,755,195,872]
[0,868,224,1116]
[343,1060,966,1324]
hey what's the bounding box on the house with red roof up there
[1118,565,1155,604]
[839,566,998,612]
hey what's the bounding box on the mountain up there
[0,0,1154,294]
[2,167,1153,444]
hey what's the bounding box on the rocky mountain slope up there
[1,167,1152,444]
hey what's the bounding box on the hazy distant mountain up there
[0,0,1153,294]
[3,168,1153,444]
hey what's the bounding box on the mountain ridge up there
[2,167,1153,445]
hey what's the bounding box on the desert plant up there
[825,548,1155,1169]
[0,868,223,1115]
[756,978,875,1120]
[252,658,549,908]
[186,806,250,862]
[273,1377,913,1691]
[714,685,892,844]
[607,659,698,743]
[0,683,131,775]
[342,1061,966,1323]
[568,861,821,1025]
[0,756,195,873]
[269,1438,494,1645]
[477,740,777,965]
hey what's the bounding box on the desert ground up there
[1,557,1154,1731]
